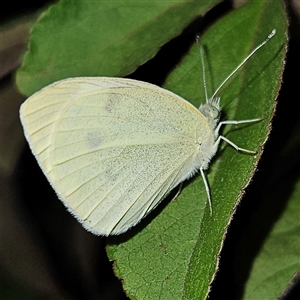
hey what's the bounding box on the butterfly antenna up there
[210,29,276,100]
[197,36,209,103]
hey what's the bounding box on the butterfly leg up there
[172,182,183,201]
[215,118,262,135]
[200,167,212,217]
[214,118,262,154]
[215,135,257,154]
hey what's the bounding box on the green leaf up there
[16,0,217,96]
[107,0,287,299]
[238,179,300,299]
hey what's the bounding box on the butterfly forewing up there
[20,77,209,235]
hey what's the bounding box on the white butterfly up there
[20,30,275,235]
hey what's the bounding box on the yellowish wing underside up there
[20,77,207,235]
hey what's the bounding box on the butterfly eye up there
[210,106,219,119]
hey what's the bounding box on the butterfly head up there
[199,96,221,125]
